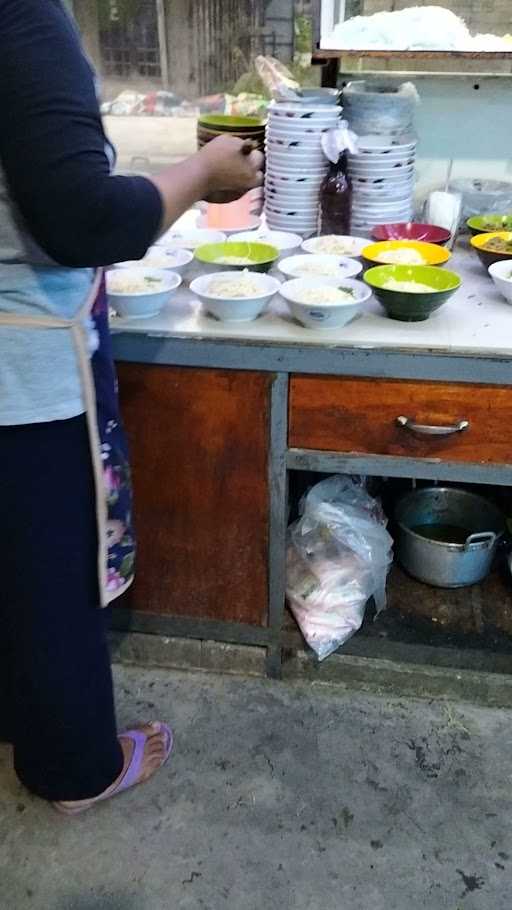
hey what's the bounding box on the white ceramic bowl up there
[156,228,226,250]
[267,124,329,139]
[266,185,321,200]
[348,163,415,175]
[352,181,414,196]
[349,147,415,158]
[114,247,193,276]
[267,115,334,129]
[266,216,319,231]
[266,169,328,181]
[267,223,318,238]
[353,199,414,211]
[190,271,281,322]
[353,203,414,215]
[489,260,512,304]
[107,268,182,319]
[230,229,303,251]
[266,135,324,150]
[266,214,318,226]
[270,107,340,123]
[302,235,368,257]
[279,277,370,329]
[278,254,362,280]
[267,154,327,169]
[266,202,319,216]
[357,133,417,152]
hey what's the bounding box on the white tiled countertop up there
[111,243,512,358]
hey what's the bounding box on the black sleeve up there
[0,0,163,268]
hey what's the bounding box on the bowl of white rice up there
[190,271,281,322]
[114,247,194,276]
[278,254,363,281]
[279,277,371,329]
[107,268,182,319]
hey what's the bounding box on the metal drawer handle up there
[396,416,470,437]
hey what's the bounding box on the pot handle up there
[396,416,470,437]
[464,532,497,550]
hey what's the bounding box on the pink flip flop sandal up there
[54,722,173,816]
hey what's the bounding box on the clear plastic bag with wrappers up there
[286,476,393,661]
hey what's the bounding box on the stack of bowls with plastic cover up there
[264,99,341,237]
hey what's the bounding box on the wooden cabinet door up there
[117,364,272,625]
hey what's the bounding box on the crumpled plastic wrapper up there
[255,55,301,103]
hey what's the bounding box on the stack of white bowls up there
[264,100,341,237]
[347,133,417,236]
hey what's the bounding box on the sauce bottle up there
[319,123,358,236]
[320,151,352,236]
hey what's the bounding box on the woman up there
[0,0,263,814]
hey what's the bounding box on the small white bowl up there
[267,116,336,130]
[107,268,182,319]
[267,169,325,181]
[489,260,512,304]
[114,247,193,276]
[267,222,318,238]
[156,228,226,250]
[266,136,323,150]
[302,235,368,258]
[278,254,362,281]
[266,206,320,221]
[267,150,327,164]
[190,271,281,322]
[266,193,321,208]
[280,277,370,329]
[230,230,303,252]
[196,216,262,235]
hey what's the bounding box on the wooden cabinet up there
[117,364,273,625]
[289,376,512,465]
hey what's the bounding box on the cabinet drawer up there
[289,376,512,465]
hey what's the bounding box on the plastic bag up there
[255,55,301,103]
[286,476,393,660]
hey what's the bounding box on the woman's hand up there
[199,135,264,204]
[150,135,265,236]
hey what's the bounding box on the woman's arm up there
[0,0,262,268]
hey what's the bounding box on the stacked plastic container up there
[347,133,417,236]
[264,99,341,237]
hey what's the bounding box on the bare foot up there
[55,721,170,813]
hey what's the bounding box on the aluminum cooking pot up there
[395,487,505,588]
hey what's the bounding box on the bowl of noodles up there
[364,265,461,322]
[194,241,279,273]
[107,268,182,319]
[279,277,370,329]
[470,231,512,269]
[190,271,281,322]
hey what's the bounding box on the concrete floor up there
[1,665,512,910]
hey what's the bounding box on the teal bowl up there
[364,264,461,322]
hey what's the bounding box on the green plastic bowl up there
[194,241,280,273]
[364,264,461,322]
[198,114,266,132]
[467,214,512,237]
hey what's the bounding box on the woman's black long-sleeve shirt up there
[0,0,163,268]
